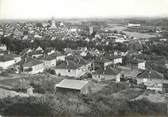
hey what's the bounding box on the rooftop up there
[23,58,43,67]
[137,70,164,79]
[56,55,89,69]
[0,55,14,62]
[55,79,88,90]
[93,66,120,75]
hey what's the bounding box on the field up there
[124,31,156,39]
[107,24,156,39]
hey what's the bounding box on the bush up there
[127,98,167,115]
[0,95,70,116]
[44,69,56,75]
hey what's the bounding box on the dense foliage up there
[0,82,166,116]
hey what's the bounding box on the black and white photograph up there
[0,0,168,117]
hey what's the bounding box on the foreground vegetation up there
[0,82,167,117]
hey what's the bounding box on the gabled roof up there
[0,53,20,62]
[137,70,164,79]
[0,55,13,62]
[66,55,89,65]
[55,55,90,70]
[55,60,80,69]
[23,58,43,67]
[50,51,64,57]
[93,66,120,75]
[38,54,56,61]
[55,79,88,90]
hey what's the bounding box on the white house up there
[56,54,65,62]
[137,70,166,92]
[115,38,127,43]
[23,59,45,74]
[92,66,121,82]
[40,55,56,69]
[0,57,16,69]
[138,60,146,70]
[10,54,22,63]
[55,56,91,78]
[27,86,34,96]
[0,44,7,51]
[0,54,21,69]
[113,57,122,64]
[128,23,141,27]
[36,46,43,52]
[47,52,65,62]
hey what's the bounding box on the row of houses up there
[54,68,168,95]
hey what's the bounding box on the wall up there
[56,87,80,94]
[114,58,122,64]
[14,57,22,63]
[138,62,145,70]
[0,59,16,69]
[43,59,56,68]
[55,69,77,77]
[31,63,44,74]
[56,56,65,61]
[81,83,89,94]
[23,63,45,74]
[92,73,120,82]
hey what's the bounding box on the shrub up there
[44,69,56,75]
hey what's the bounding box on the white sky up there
[0,0,168,19]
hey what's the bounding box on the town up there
[0,17,168,116]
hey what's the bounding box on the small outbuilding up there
[55,79,89,94]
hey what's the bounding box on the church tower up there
[50,17,56,29]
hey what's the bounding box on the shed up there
[55,79,89,94]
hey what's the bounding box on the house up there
[0,56,15,69]
[32,51,44,58]
[46,48,55,55]
[94,55,123,70]
[103,55,123,65]
[136,70,166,92]
[0,44,7,51]
[88,49,101,57]
[115,38,128,43]
[39,55,56,69]
[55,55,91,78]
[55,79,89,94]
[113,56,122,64]
[128,23,141,27]
[92,66,121,82]
[162,83,168,93]
[138,60,146,70]
[55,52,66,62]
[22,58,44,74]
[27,86,34,96]
[10,54,22,63]
[20,48,33,56]
[103,58,113,67]
[0,54,21,69]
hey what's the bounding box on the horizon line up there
[1,16,168,21]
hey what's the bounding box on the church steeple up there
[50,17,56,29]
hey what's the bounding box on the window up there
[68,69,71,72]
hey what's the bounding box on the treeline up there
[0,36,128,54]
[0,93,166,117]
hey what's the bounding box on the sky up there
[0,0,168,19]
